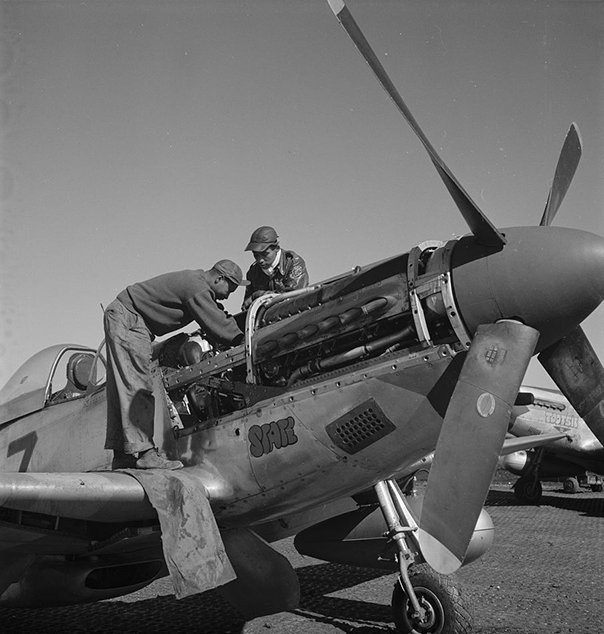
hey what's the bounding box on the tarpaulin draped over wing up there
[124,469,236,599]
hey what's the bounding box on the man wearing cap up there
[242,226,309,310]
[104,260,249,470]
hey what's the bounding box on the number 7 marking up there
[8,432,38,472]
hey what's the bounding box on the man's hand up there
[242,290,267,311]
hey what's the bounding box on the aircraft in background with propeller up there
[501,385,604,503]
[1,1,603,633]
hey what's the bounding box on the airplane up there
[2,1,604,633]
[501,386,604,503]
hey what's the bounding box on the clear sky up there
[1,0,603,389]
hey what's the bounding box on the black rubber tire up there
[513,477,543,504]
[591,483,603,493]
[563,477,580,494]
[391,564,473,634]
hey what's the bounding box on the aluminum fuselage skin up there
[2,225,604,525]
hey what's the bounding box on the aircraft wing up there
[0,468,299,616]
[500,431,570,456]
[0,471,155,522]
[0,470,161,603]
[0,469,235,597]
[384,431,569,483]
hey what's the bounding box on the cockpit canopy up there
[0,344,105,425]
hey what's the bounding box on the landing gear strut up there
[513,447,545,504]
[513,476,543,504]
[374,480,473,634]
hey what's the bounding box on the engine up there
[158,243,466,433]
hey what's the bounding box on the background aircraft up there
[2,2,604,634]
[501,386,604,503]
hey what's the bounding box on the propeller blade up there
[327,0,506,248]
[418,320,539,573]
[538,325,604,446]
[539,123,583,226]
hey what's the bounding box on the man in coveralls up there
[242,226,309,310]
[104,260,249,470]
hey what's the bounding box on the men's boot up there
[112,451,137,470]
[136,448,183,470]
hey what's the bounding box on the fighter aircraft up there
[2,1,604,633]
[501,386,604,503]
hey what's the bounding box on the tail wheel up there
[391,564,473,634]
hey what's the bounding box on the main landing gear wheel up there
[563,477,581,494]
[391,564,473,634]
[513,476,543,504]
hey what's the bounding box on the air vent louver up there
[326,398,395,454]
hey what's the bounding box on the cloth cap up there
[245,226,279,252]
[213,260,250,286]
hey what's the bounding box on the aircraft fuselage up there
[2,224,604,527]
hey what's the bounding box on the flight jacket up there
[243,249,309,304]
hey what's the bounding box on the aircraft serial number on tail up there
[248,417,298,458]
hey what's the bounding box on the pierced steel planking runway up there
[2,483,603,634]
